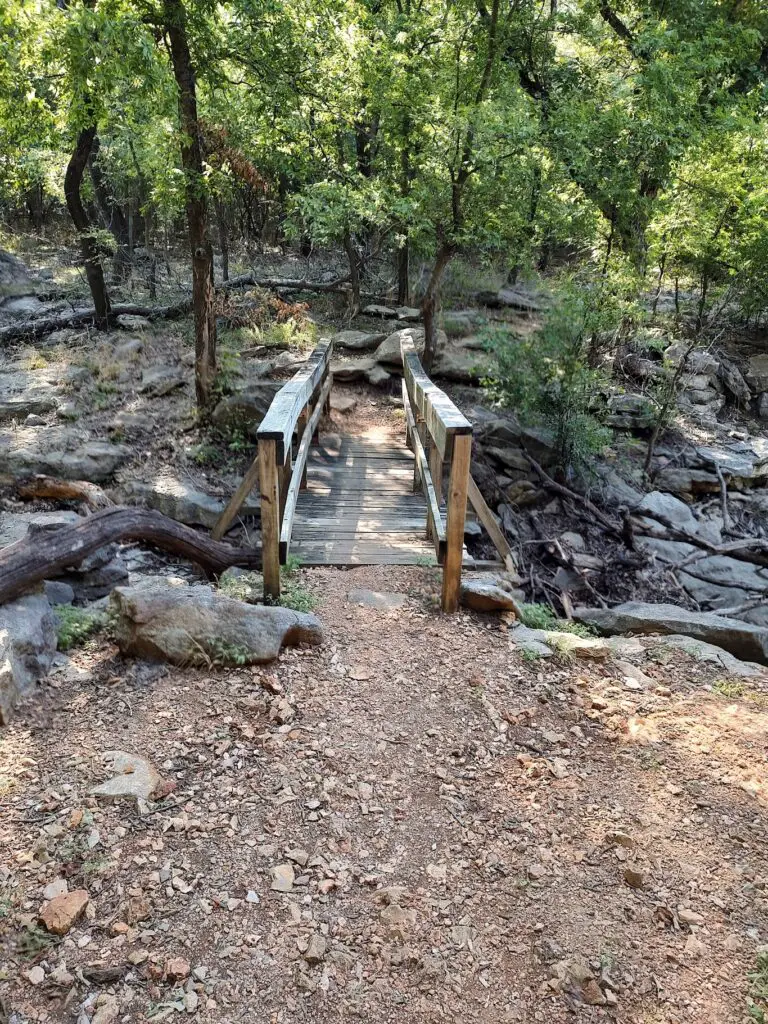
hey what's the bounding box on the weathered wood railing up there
[212,338,333,599]
[401,335,473,612]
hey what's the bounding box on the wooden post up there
[413,416,426,492]
[441,434,471,613]
[427,441,442,541]
[279,449,292,521]
[259,439,281,600]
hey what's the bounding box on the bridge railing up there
[400,335,473,612]
[212,337,333,600]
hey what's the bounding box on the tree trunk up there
[63,125,112,328]
[164,0,216,409]
[343,230,361,313]
[397,242,410,305]
[215,197,229,282]
[0,507,261,607]
[420,243,454,372]
[89,135,131,281]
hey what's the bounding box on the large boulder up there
[119,475,258,530]
[374,327,449,368]
[0,433,131,483]
[211,383,280,437]
[332,330,385,352]
[432,345,494,383]
[0,592,56,723]
[110,577,322,665]
[575,602,768,664]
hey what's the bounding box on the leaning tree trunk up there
[420,243,454,372]
[89,135,131,282]
[63,125,112,328]
[164,0,217,409]
[397,242,410,306]
[342,229,361,314]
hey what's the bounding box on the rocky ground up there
[3,243,768,1022]
[2,565,768,1024]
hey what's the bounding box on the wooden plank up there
[279,374,333,561]
[257,338,333,463]
[406,398,444,552]
[211,452,261,541]
[467,474,518,574]
[441,433,471,613]
[258,438,281,599]
[401,335,471,458]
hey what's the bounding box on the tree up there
[163,0,217,409]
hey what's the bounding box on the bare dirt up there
[3,564,768,1023]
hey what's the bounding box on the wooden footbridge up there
[212,336,514,612]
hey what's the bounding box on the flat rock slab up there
[460,580,519,613]
[119,475,258,530]
[576,601,768,665]
[347,589,407,611]
[332,330,385,352]
[510,625,610,660]
[111,576,323,665]
[91,750,162,811]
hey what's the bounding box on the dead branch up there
[15,475,113,511]
[0,301,192,344]
[523,455,623,538]
[0,506,261,606]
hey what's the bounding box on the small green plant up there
[190,442,219,466]
[282,554,303,577]
[415,554,438,567]
[55,606,106,651]
[17,924,58,960]
[204,637,253,666]
[276,585,318,613]
[748,952,768,1022]
[218,570,262,603]
[518,602,593,637]
[521,647,546,663]
[712,678,746,699]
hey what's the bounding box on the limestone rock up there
[270,863,295,892]
[375,328,448,368]
[211,383,281,436]
[0,438,130,482]
[331,330,385,352]
[330,357,377,382]
[304,933,327,963]
[91,750,163,810]
[460,580,519,613]
[636,491,698,534]
[362,303,397,318]
[575,602,768,664]
[110,576,322,666]
[39,889,89,935]
[0,591,56,724]
[139,366,186,397]
[606,393,659,430]
[119,475,254,530]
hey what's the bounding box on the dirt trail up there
[2,564,768,1023]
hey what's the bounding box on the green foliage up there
[518,602,593,637]
[217,570,262,603]
[748,952,768,1023]
[273,558,318,612]
[484,288,613,476]
[204,637,253,667]
[55,606,106,651]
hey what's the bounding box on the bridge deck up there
[290,431,439,565]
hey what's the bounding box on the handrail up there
[400,335,472,611]
[257,338,333,464]
[401,334,471,457]
[211,338,333,600]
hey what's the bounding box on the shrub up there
[55,606,106,651]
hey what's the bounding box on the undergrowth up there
[748,952,768,1022]
[518,602,593,637]
[55,606,106,651]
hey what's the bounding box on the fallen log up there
[220,273,350,294]
[0,300,192,343]
[0,274,351,343]
[0,506,261,606]
[15,475,113,511]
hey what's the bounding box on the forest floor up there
[3,562,768,1024]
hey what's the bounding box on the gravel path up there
[2,563,768,1023]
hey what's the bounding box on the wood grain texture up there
[257,337,333,463]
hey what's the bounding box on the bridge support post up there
[441,434,471,613]
[259,439,281,600]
